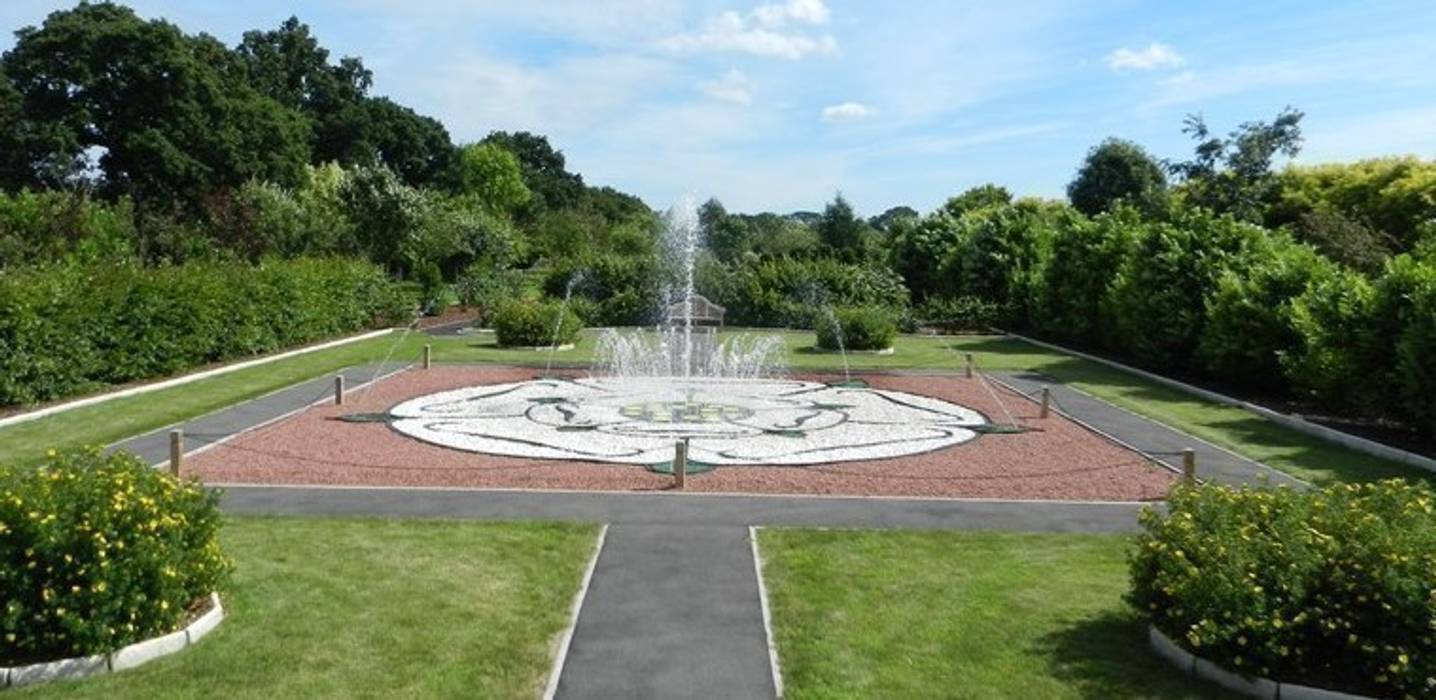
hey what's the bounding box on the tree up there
[698,198,751,262]
[0,3,311,211]
[480,131,584,213]
[362,98,456,188]
[1169,107,1304,221]
[1066,138,1168,216]
[869,205,918,232]
[940,184,1012,218]
[817,193,865,254]
[453,142,530,216]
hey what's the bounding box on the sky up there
[3,0,1435,215]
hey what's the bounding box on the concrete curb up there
[749,526,784,698]
[1001,330,1436,474]
[1147,625,1375,700]
[0,329,396,430]
[3,593,223,689]
[542,525,608,700]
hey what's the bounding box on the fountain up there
[385,197,992,468]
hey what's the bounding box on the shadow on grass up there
[1035,611,1232,699]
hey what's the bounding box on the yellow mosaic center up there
[618,401,754,424]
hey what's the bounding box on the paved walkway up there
[992,371,1305,488]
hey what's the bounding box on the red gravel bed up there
[187,366,1175,501]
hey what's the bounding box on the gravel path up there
[188,366,1175,502]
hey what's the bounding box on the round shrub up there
[1130,481,1435,698]
[1,448,230,664]
[493,300,582,348]
[816,306,897,351]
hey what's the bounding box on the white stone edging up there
[1148,625,1376,700]
[542,524,608,700]
[749,526,785,699]
[2,593,224,689]
[504,343,575,352]
[1001,330,1436,474]
[0,329,397,430]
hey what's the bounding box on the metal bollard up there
[674,439,688,489]
[423,344,432,370]
[334,375,345,406]
[1039,387,1051,419]
[1181,448,1196,485]
[169,429,183,478]
[964,353,974,379]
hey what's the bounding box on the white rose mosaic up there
[387,377,989,466]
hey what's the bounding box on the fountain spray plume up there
[661,195,702,379]
[543,270,587,378]
[800,282,851,384]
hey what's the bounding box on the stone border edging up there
[542,524,608,700]
[1148,625,1375,700]
[2,593,224,689]
[999,330,1436,474]
[0,329,396,430]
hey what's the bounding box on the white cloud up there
[1104,42,1185,71]
[660,1,837,60]
[700,70,753,105]
[821,101,877,122]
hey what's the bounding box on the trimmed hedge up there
[1130,481,1435,698]
[816,306,897,351]
[0,448,231,663]
[493,300,581,348]
[0,257,410,407]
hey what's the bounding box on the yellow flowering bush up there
[1130,480,1435,698]
[0,448,230,664]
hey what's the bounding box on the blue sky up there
[4,1,1435,215]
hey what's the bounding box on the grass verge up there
[10,516,598,699]
[758,528,1233,700]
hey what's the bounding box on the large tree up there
[480,131,584,213]
[453,142,530,216]
[1169,107,1304,221]
[1,3,310,210]
[817,192,865,255]
[1066,138,1168,216]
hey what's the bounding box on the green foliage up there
[414,260,446,315]
[1106,209,1271,366]
[0,447,231,663]
[815,306,897,351]
[456,265,527,326]
[1169,107,1304,222]
[1198,241,1338,389]
[915,296,1001,333]
[1268,157,1436,253]
[940,184,1012,217]
[1291,204,1395,275]
[936,200,1064,326]
[479,131,584,214]
[1067,138,1168,216]
[453,142,531,216]
[703,257,909,328]
[492,300,581,348]
[817,193,866,254]
[0,190,136,267]
[1029,209,1134,345]
[1130,481,1435,698]
[1281,269,1382,412]
[0,258,407,406]
[1376,256,1436,434]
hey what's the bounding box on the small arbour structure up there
[388,377,988,466]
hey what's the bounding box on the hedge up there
[0,257,410,407]
[1,448,231,663]
[1130,481,1435,698]
[702,257,909,328]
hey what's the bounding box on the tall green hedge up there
[0,257,410,406]
[702,257,909,328]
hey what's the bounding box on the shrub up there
[456,265,527,327]
[0,258,408,406]
[1030,209,1135,345]
[703,257,909,328]
[915,296,1001,333]
[493,300,582,348]
[1130,481,1436,698]
[1198,242,1338,390]
[0,448,231,663]
[815,306,897,351]
[1375,256,1436,434]
[1281,269,1384,413]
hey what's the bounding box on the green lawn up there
[1,326,1424,485]
[11,516,598,699]
[758,528,1234,700]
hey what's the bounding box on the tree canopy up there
[1066,138,1168,216]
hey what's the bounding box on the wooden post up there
[1181,448,1196,485]
[168,429,183,478]
[334,375,345,406]
[964,353,974,379]
[673,439,688,489]
[1039,387,1051,419]
[423,344,432,370]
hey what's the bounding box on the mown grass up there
[1,327,1424,484]
[758,528,1235,700]
[10,516,598,700]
